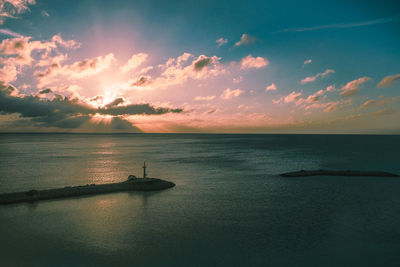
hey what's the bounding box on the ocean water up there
[0,133,400,267]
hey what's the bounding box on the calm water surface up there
[0,133,400,266]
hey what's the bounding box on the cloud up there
[304,101,339,112]
[359,98,391,109]
[283,91,302,104]
[35,53,116,87]
[0,0,36,25]
[97,103,183,116]
[300,69,335,84]
[194,95,216,101]
[235,34,256,46]
[276,16,399,33]
[0,82,183,129]
[240,55,269,69]
[266,83,277,92]
[372,108,396,118]
[340,77,371,97]
[273,88,328,107]
[151,53,225,89]
[0,34,80,83]
[233,76,243,83]
[216,37,228,47]
[104,97,125,108]
[326,85,336,92]
[359,99,377,109]
[41,10,49,17]
[36,53,67,67]
[120,53,148,73]
[193,55,212,71]
[377,73,400,88]
[303,59,312,66]
[0,28,23,37]
[220,88,244,99]
[130,75,152,87]
[39,88,52,94]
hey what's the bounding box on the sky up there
[0,0,399,133]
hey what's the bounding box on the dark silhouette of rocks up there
[280,169,399,177]
[0,176,175,205]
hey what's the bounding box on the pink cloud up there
[266,83,277,91]
[300,69,335,84]
[194,95,216,101]
[326,85,336,92]
[303,59,312,66]
[233,76,243,83]
[273,88,337,110]
[284,91,302,104]
[340,77,370,97]
[240,55,269,69]
[120,53,148,73]
[0,0,36,25]
[220,88,244,99]
[150,53,225,89]
[35,53,116,87]
[216,37,228,47]
[0,34,79,82]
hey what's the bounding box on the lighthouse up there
[142,161,147,179]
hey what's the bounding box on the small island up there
[280,169,399,177]
[0,176,175,205]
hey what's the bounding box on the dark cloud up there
[104,97,124,108]
[98,103,183,116]
[193,56,212,71]
[39,88,53,94]
[0,83,184,130]
[110,117,136,130]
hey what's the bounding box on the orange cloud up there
[377,73,400,88]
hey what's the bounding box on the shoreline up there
[0,178,175,205]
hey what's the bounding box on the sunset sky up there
[0,0,399,133]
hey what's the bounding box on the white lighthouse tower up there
[142,161,147,179]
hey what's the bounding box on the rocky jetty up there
[280,170,399,177]
[0,177,175,205]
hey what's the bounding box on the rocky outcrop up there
[0,177,175,205]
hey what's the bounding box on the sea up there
[0,133,399,267]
